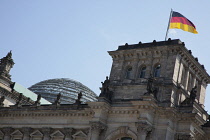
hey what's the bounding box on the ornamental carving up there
[136,122,152,133]
[90,122,107,133]
[2,127,13,136]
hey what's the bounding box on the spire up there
[0,51,15,80]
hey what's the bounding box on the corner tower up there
[108,39,210,107]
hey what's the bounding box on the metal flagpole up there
[165,9,173,41]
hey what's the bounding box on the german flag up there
[169,11,198,34]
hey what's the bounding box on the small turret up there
[0,51,15,81]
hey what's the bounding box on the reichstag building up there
[0,39,210,140]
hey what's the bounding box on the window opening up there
[154,64,161,77]
[126,67,132,79]
[139,66,146,78]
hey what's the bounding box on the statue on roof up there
[15,93,23,107]
[147,74,155,93]
[74,92,82,105]
[181,86,197,106]
[6,51,12,59]
[0,96,5,107]
[99,76,113,102]
[144,74,159,99]
[34,94,41,106]
[0,51,15,80]
[53,93,61,106]
[190,86,197,101]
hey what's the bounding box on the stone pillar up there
[2,127,13,140]
[22,127,31,140]
[42,127,51,140]
[64,128,73,140]
[184,68,189,90]
[90,122,106,140]
[136,122,152,140]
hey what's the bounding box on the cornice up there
[154,107,180,120]
[178,45,210,83]
[88,101,111,111]
[108,110,138,114]
[0,109,93,118]
[109,46,177,61]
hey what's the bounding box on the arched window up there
[153,64,161,77]
[116,137,133,140]
[139,66,146,78]
[125,67,132,79]
[121,137,133,140]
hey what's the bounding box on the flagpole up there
[165,9,173,41]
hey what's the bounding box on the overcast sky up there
[1,1,210,111]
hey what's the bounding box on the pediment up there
[72,131,87,138]
[50,130,64,137]
[30,130,43,137]
[11,130,23,136]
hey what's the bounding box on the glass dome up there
[28,78,98,104]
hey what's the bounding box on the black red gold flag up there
[169,11,198,34]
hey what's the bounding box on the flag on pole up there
[169,11,198,34]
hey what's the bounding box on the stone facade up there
[0,39,210,140]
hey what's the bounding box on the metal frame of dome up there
[28,78,98,104]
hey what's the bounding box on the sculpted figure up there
[0,96,5,106]
[99,76,113,101]
[34,94,41,106]
[147,74,154,93]
[74,92,83,105]
[190,86,197,101]
[53,93,61,105]
[37,94,41,102]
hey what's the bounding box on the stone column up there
[136,122,152,140]
[184,68,189,90]
[42,127,51,140]
[90,122,106,140]
[22,127,31,140]
[64,128,73,140]
[2,127,13,140]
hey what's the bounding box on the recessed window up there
[139,66,146,78]
[125,67,132,79]
[154,64,161,77]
